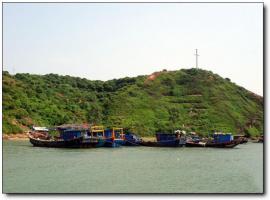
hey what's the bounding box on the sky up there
[3,3,263,95]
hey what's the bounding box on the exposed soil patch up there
[3,133,29,141]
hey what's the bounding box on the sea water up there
[3,141,263,193]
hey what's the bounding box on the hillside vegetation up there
[2,68,263,137]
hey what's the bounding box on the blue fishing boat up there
[205,132,240,148]
[140,132,185,147]
[29,124,107,148]
[83,125,106,148]
[123,132,142,146]
[104,127,125,147]
[156,133,181,147]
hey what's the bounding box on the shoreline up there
[3,133,29,141]
[2,134,261,142]
[3,134,157,141]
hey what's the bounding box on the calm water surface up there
[3,141,263,193]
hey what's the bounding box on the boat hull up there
[185,141,206,147]
[123,140,141,146]
[104,138,125,147]
[29,136,105,148]
[29,136,83,148]
[140,140,182,147]
[205,140,240,148]
[123,133,142,146]
[80,138,106,148]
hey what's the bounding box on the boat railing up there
[90,125,105,138]
[112,127,125,140]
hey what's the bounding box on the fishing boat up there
[156,133,181,147]
[57,126,106,148]
[140,132,184,147]
[28,132,83,148]
[86,126,106,147]
[29,124,105,148]
[185,138,206,147]
[185,141,206,147]
[104,127,125,147]
[205,133,240,148]
[205,140,240,148]
[123,132,142,146]
[185,133,206,147]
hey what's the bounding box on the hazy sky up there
[3,3,263,95]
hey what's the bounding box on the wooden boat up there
[29,126,106,148]
[80,137,106,148]
[140,141,173,147]
[139,140,179,147]
[140,133,183,147]
[185,141,206,147]
[123,132,142,146]
[156,133,180,147]
[184,133,205,147]
[88,126,106,147]
[205,140,240,148]
[203,132,240,148]
[29,133,83,148]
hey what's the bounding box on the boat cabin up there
[60,129,83,141]
[125,132,140,141]
[90,126,105,138]
[30,126,50,139]
[105,127,124,140]
[57,124,89,132]
[213,133,234,143]
[32,126,49,132]
[156,133,180,142]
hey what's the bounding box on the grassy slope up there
[2,69,263,137]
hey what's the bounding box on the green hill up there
[2,68,263,137]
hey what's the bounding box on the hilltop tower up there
[194,49,199,69]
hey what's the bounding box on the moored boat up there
[29,133,83,148]
[87,126,106,147]
[205,133,240,148]
[185,132,206,147]
[185,141,206,147]
[123,132,142,146]
[104,127,125,147]
[140,132,185,147]
[139,140,169,147]
[156,133,181,147]
[29,124,106,148]
[205,141,240,148]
